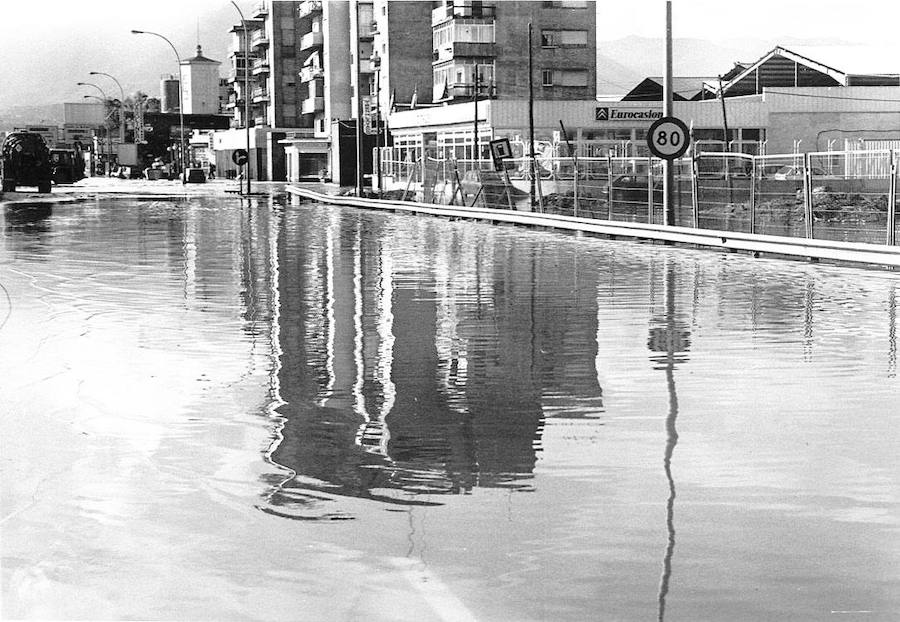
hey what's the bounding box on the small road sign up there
[489,138,513,170]
[647,116,690,160]
[232,148,249,166]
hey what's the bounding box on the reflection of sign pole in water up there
[648,258,689,622]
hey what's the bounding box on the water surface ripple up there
[1,196,897,621]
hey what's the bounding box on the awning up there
[279,138,330,153]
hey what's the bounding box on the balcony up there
[299,31,323,51]
[299,65,324,83]
[298,0,322,19]
[253,115,267,126]
[251,58,270,75]
[251,87,270,103]
[359,58,376,74]
[227,68,250,83]
[433,41,496,63]
[358,21,376,40]
[301,96,324,114]
[432,3,495,25]
[440,82,497,100]
[251,2,268,19]
[251,30,269,48]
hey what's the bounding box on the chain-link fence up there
[378,148,900,246]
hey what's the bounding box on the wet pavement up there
[1,189,898,620]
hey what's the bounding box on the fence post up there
[573,157,579,218]
[749,155,756,235]
[888,150,897,245]
[607,153,614,220]
[803,152,814,239]
[691,151,699,229]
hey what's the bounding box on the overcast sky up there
[1,0,900,109]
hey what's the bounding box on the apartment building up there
[385,0,597,169]
[216,1,309,180]
[282,0,433,183]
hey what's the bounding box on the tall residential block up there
[429,0,596,102]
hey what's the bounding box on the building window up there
[541,30,587,47]
[542,69,587,87]
[542,1,588,8]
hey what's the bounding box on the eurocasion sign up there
[595,107,663,122]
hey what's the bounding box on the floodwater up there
[1,194,898,621]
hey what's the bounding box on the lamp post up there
[230,0,252,194]
[83,94,113,174]
[80,82,113,173]
[131,29,186,182]
[89,71,127,144]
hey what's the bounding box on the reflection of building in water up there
[264,211,605,512]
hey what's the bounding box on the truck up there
[1,131,53,193]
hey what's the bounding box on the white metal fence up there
[376,148,899,246]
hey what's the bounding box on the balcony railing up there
[431,3,495,25]
[227,69,250,83]
[299,65,324,82]
[299,31,323,50]
[301,96,325,114]
[298,0,322,19]
[251,87,270,103]
[433,41,496,63]
[251,30,269,48]
[439,82,497,100]
[251,59,270,75]
[253,115,267,126]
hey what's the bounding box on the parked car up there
[771,164,831,180]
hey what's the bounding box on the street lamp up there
[80,82,113,173]
[83,94,114,174]
[131,29,186,182]
[89,71,127,144]
[230,0,251,194]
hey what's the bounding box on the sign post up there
[232,148,249,191]
[647,115,690,226]
[489,138,515,210]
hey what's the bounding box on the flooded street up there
[1,194,898,621]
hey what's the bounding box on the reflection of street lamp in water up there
[647,259,690,621]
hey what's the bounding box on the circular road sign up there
[232,148,249,166]
[646,116,690,160]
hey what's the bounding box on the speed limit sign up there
[647,116,690,160]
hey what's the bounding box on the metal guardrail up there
[287,185,900,268]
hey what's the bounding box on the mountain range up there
[0,35,863,131]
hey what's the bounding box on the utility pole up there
[528,22,536,209]
[374,55,382,198]
[354,1,365,197]
[231,0,252,195]
[663,0,675,226]
[474,67,479,160]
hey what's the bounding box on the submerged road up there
[1,190,898,621]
